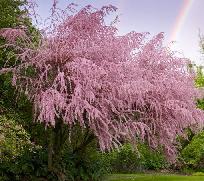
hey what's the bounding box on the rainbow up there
[169,0,194,42]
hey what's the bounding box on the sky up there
[35,0,204,65]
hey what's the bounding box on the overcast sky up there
[35,0,204,65]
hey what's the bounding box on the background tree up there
[0,0,42,141]
[0,0,39,114]
[0,0,37,116]
[0,2,48,180]
[177,35,204,172]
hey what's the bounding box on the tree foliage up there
[0,0,38,114]
[0,0,27,28]
[195,66,204,88]
[0,115,31,161]
[0,4,204,164]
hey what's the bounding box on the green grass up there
[105,174,204,181]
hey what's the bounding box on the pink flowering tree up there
[1,4,204,170]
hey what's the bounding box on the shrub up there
[181,131,204,170]
[61,145,109,181]
[55,127,110,181]
[106,143,167,173]
[0,115,32,162]
[0,115,50,181]
[138,143,168,170]
[107,144,144,173]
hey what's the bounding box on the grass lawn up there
[105,174,204,181]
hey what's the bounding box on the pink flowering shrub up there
[1,4,203,162]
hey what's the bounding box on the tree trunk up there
[48,129,53,171]
[47,119,67,180]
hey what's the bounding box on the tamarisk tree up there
[0,4,204,164]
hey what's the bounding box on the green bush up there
[0,117,109,180]
[0,115,32,161]
[0,147,53,181]
[109,144,145,173]
[181,131,204,170]
[52,126,110,181]
[138,143,167,170]
[0,115,57,181]
[105,143,167,174]
[61,145,109,181]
